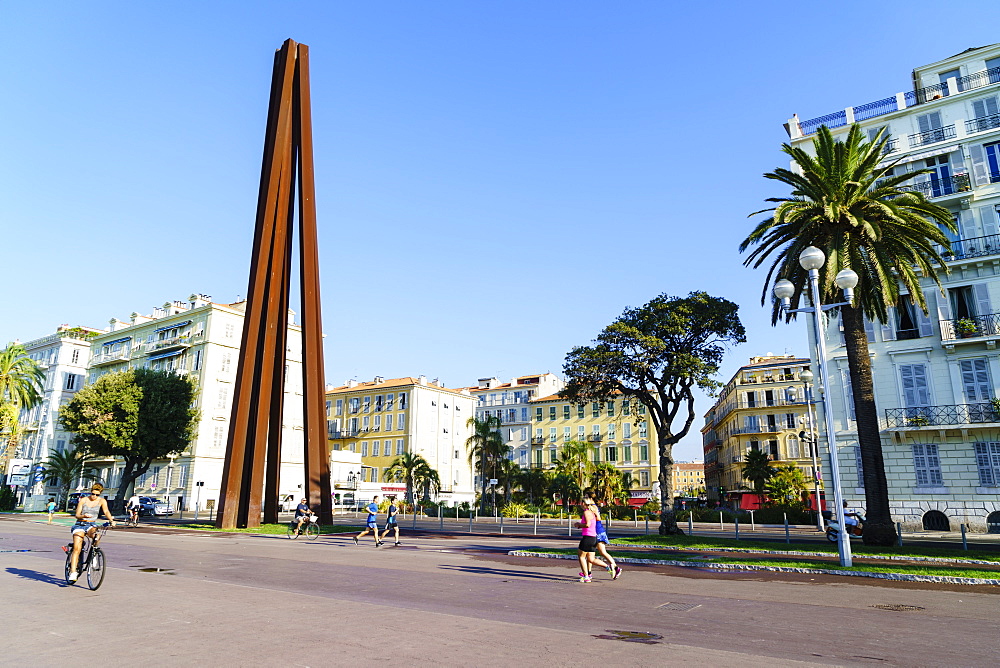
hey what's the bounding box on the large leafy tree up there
[741,448,774,499]
[384,450,428,504]
[494,458,520,504]
[0,343,44,466]
[546,470,580,516]
[740,124,954,545]
[562,291,745,535]
[465,415,507,512]
[766,464,810,507]
[42,449,97,507]
[517,467,547,505]
[59,368,198,507]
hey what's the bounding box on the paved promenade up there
[2,515,998,667]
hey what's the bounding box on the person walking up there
[584,490,622,580]
[574,496,609,583]
[46,498,56,524]
[354,495,383,547]
[380,496,401,546]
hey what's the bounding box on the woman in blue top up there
[353,495,383,547]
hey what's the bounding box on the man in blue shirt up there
[380,496,401,546]
[291,498,313,538]
[353,495,383,547]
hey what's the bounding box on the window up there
[549,427,557,441]
[563,427,571,440]
[506,408,515,423]
[363,396,371,412]
[785,413,796,429]
[623,443,632,462]
[638,403,646,415]
[640,470,650,487]
[607,401,615,417]
[398,393,407,410]
[56,439,66,452]
[622,400,630,416]
[535,407,543,421]
[361,441,369,457]
[372,441,380,457]
[520,407,528,422]
[71,349,80,364]
[349,398,360,414]
[375,395,383,411]
[577,425,585,439]
[623,423,631,439]
[606,445,617,462]
[225,323,235,339]
[607,423,616,439]
[563,405,570,419]
[900,363,930,410]
[592,447,600,464]
[549,407,556,420]
[386,394,395,410]
[639,444,649,461]
[639,421,648,438]
[64,373,78,390]
[592,402,600,418]
[912,444,943,486]
[974,442,1000,486]
[336,399,343,416]
[396,439,404,455]
[960,358,993,402]
[786,435,800,459]
[374,415,381,431]
[577,404,585,418]
[193,349,202,371]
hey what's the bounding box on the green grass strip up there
[175,522,360,535]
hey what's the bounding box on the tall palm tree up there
[517,467,547,506]
[465,416,505,513]
[556,439,592,490]
[495,458,520,504]
[0,343,44,465]
[383,451,429,505]
[741,124,954,545]
[589,463,622,506]
[43,449,96,508]
[414,462,441,503]
[546,470,580,515]
[741,448,774,499]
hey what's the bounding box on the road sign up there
[488,478,498,486]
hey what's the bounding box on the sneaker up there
[376,541,383,547]
[352,536,359,546]
[613,566,623,580]
[606,564,614,574]
[579,572,587,578]
[68,571,79,582]
[394,542,401,546]
[578,575,592,583]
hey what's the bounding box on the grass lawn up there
[175,522,361,535]
[611,534,1000,563]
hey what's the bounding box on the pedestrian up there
[380,496,401,546]
[574,495,609,583]
[46,497,56,524]
[584,490,622,580]
[353,495,383,547]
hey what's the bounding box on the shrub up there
[501,502,530,518]
[0,486,14,511]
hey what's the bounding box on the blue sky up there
[3,2,999,461]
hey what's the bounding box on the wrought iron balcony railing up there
[91,351,131,366]
[899,172,971,198]
[328,427,370,439]
[587,434,604,442]
[908,124,956,148]
[941,233,1000,262]
[885,403,999,428]
[966,112,1000,134]
[147,336,193,353]
[939,312,1000,341]
[530,437,545,444]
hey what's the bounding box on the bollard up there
[439,512,443,531]
[645,516,649,535]
[749,510,755,531]
[688,514,693,536]
[719,514,724,534]
[412,508,417,529]
[896,522,903,547]
[784,512,790,544]
[735,517,740,541]
[534,512,538,536]
[500,515,504,534]
[962,523,968,551]
[469,512,474,533]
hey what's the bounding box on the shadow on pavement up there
[438,564,569,581]
[6,567,69,587]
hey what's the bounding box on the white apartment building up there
[468,373,564,470]
[11,325,101,510]
[84,294,307,512]
[792,44,1000,532]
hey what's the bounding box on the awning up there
[153,320,191,333]
[880,144,960,168]
[105,336,132,345]
[148,349,184,361]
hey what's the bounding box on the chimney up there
[418,375,428,386]
[152,306,166,319]
[374,376,385,384]
[189,294,212,309]
[347,379,358,388]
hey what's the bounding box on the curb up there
[509,550,1000,586]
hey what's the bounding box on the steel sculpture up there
[217,40,331,528]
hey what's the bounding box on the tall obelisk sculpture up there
[217,40,331,528]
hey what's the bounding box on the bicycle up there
[64,522,111,590]
[287,515,319,540]
[125,508,140,528]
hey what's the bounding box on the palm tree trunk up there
[842,305,897,546]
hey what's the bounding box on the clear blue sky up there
[3,2,999,461]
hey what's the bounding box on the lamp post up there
[773,246,857,568]
[793,368,824,532]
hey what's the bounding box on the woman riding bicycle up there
[68,483,115,582]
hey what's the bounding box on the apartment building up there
[325,376,475,505]
[672,462,706,497]
[529,392,658,505]
[793,45,1000,532]
[83,294,307,512]
[701,356,819,509]
[468,373,564,470]
[9,325,101,510]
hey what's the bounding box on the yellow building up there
[326,376,476,505]
[530,393,658,504]
[702,355,823,508]
[672,462,705,496]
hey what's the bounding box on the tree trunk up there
[842,305,897,546]
[657,435,683,535]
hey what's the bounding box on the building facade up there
[701,356,820,508]
[793,45,1000,532]
[529,392,658,505]
[326,376,476,506]
[672,462,706,498]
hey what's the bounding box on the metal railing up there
[328,428,370,439]
[908,124,956,147]
[91,351,130,365]
[958,65,1000,92]
[939,312,1000,341]
[853,96,899,121]
[966,112,1000,134]
[942,233,1000,261]
[587,434,604,442]
[913,81,951,104]
[885,403,999,428]
[899,172,971,198]
[148,336,192,353]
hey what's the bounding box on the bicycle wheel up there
[64,547,74,585]
[87,548,106,590]
[305,523,320,540]
[286,524,297,539]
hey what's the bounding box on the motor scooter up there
[822,510,865,542]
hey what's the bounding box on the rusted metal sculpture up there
[217,40,331,528]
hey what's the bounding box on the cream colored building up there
[326,376,476,505]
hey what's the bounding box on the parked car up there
[139,496,174,517]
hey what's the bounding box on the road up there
[2,515,999,667]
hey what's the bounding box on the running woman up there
[353,495,383,547]
[574,498,609,583]
[380,496,401,546]
[584,490,622,580]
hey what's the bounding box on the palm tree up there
[0,343,44,465]
[766,465,809,506]
[556,440,592,490]
[546,470,580,516]
[495,458,520,504]
[517,467,547,505]
[414,462,441,503]
[42,449,96,508]
[741,448,774,500]
[465,416,505,513]
[589,463,622,506]
[741,124,954,545]
[383,451,429,505]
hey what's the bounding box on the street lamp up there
[774,245,857,568]
[793,368,823,532]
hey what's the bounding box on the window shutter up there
[841,368,856,420]
[937,291,955,339]
[974,443,995,486]
[918,112,942,133]
[901,364,930,407]
[979,206,1000,237]
[881,308,897,341]
[916,303,934,337]
[974,282,993,319]
[958,209,980,239]
[863,316,875,342]
[970,144,990,186]
[960,358,992,402]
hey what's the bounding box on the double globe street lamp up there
[773,246,858,568]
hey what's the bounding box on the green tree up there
[546,470,580,516]
[556,439,592,490]
[589,463,624,506]
[59,368,198,507]
[740,124,954,545]
[765,465,809,507]
[495,458,520,504]
[741,448,774,498]
[465,415,507,513]
[517,467,547,505]
[562,292,745,535]
[0,343,45,467]
[414,461,441,502]
[42,449,98,507]
[384,451,429,504]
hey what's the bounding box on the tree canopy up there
[1,342,44,466]
[562,291,745,535]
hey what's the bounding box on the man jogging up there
[380,496,401,546]
[354,495,383,547]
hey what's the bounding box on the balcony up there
[530,437,545,444]
[328,427,369,440]
[91,350,131,366]
[147,336,193,354]
[587,434,604,442]
[942,233,1000,262]
[908,124,956,148]
[966,112,1000,134]
[731,424,784,435]
[885,403,999,428]
[939,312,1000,342]
[333,478,359,490]
[899,172,971,199]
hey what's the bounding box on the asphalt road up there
[2,515,999,667]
